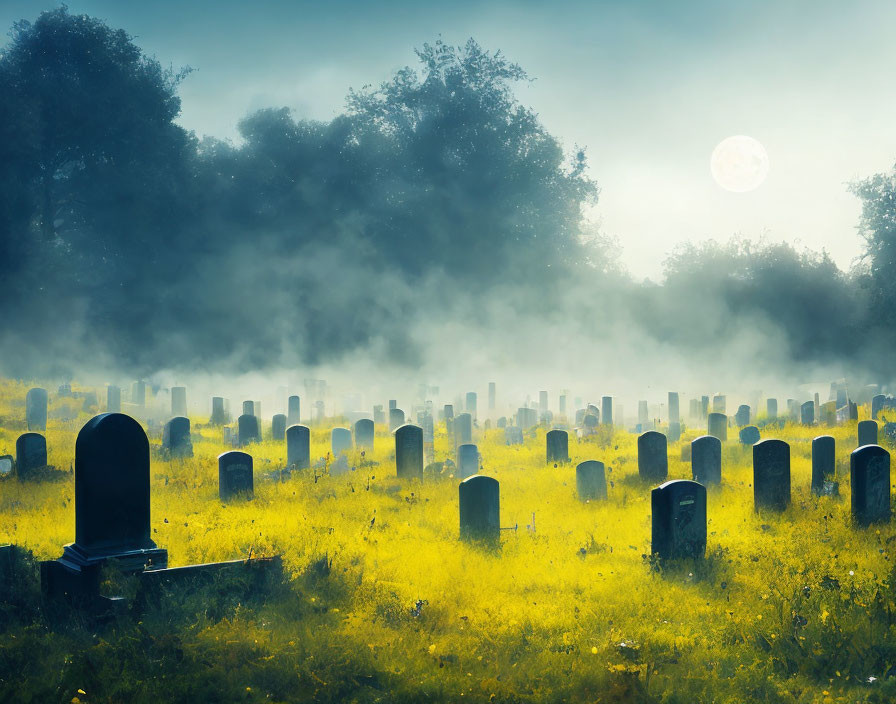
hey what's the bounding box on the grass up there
[2,379,896,703]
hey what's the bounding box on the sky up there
[3,0,895,279]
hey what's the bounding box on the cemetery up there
[1,378,896,702]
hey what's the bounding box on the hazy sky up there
[4,0,895,278]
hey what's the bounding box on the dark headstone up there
[858,420,878,448]
[766,398,777,420]
[389,408,405,432]
[707,413,727,442]
[668,392,680,424]
[738,425,760,445]
[107,386,121,413]
[457,443,479,479]
[668,421,682,443]
[691,435,721,485]
[735,405,750,427]
[354,418,375,450]
[331,427,352,456]
[238,414,261,447]
[872,394,886,421]
[518,407,538,431]
[271,414,287,441]
[25,388,48,431]
[455,413,473,445]
[850,444,890,526]
[210,396,228,425]
[583,414,598,432]
[576,460,607,501]
[638,431,668,482]
[753,439,790,512]
[701,395,709,418]
[800,401,815,426]
[15,432,47,479]
[422,414,434,443]
[218,451,254,501]
[546,429,569,464]
[459,475,500,544]
[286,425,310,469]
[288,395,301,426]
[395,424,423,480]
[162,417,193,458]
[811,435,835,496]
[651,480,707,560]
[171,387,187,417]
[601,396,613,426]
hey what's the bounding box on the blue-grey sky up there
[4,0,895,278]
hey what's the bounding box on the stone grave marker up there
[546,429,569,464]
[286,425,310,469]
[162,417,193,458]
[354,418,375,450]
[872,394,886,420]
[735,405,750,427]
[668,422,681,443]
[218,451,254,501]
[238,414,260,446]
[601,396,613,426]
[858,420,878,447]
[638,431,668,481]
[850,444,890,525]
[800,401,815,426]
[15,433,47,479]
[691,435,721,485]
[712,395,726,413]
[242,400,254,417]
[107,386,121,413]
[331,427,352,457]
[576,460,607,501]
[753,439,791,512]
[457,443,479,479]
[455,413,473,445]
[707,412,727,442]
[288,395,301,425]
[811,435,836,496]
[668,392,680,424]
[271,414,287,441]
[466,392,478,419]
[739,425,760,445]
[766,398,777,420]
[389,408,405,432]
[26,388,48,431]
[0,455,12,475]
[459,475,500,544]
[651,480,707,560]
[211,396,227,425]
[395,424,423,480]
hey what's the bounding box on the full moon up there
[710,135,770,193]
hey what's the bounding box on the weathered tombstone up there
[872,394,886,421]
[707,412,727,442]
[753,439,790,512]
[395,424,423,479]
[171,387,187,417]
[858,420,878,448]
[601,396,613,426]
[238,414,260,446]
[457,443,479,479]
[811,435,836,496]
[271,414,287,441]
[25,388,48,431]
[738,425,760,445]
[459,475,500,544]
[354,418,374,450]
[884,422,896,445]
[518,407,538,431]
[15,433,47,479]
[546,429,569,464]
[766,398,777,420]
[735,405,750,427]
[223,426,233,444]
[689,398,700,420]
[504,426,523,445]
[691,435,721,485]
[583,414,598,434]
[668,421,681,443]
[819,401,837,426]
[701,395,709,418]
[242,400,254,417]
[162,417,193,458]
[287,395,301,425]
[576,460,607,501]
[668,392,680,424]
[651,480,707,560]
[800,401,815,426]
[107,386,121,413]
[0,455,12,475]
[389,408,405,432]
[210,396,227,425]
[466,392,478,419]
[218,451,254,501]
[712,395,726,413]
[422,414,434,443]
[850,444,891,525]
[48,413,168,581]
[455,413,473,444]
[331,427,352,457]
[286,425,310,469]
[848,401,859,421]
[638,431,668,481]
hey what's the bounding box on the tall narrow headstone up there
[286,425,310,469]
[638,431,668,481]
[738,426,760,445]
[668,392,680,424]
[811,435,835,496]
[25,388,48,431]
[107,386,121,413]
[691,435,721,485]
[171,387,187,417]
[753,439,791,512]
[457,443,479,479]
[15,433,47,479]
[872,394,886,421]
[218,451,254,501]
[395,424,423,480]
[238,414,261,447]
[601,396,613,426]
[287,395,301,426]
[389,408,405,432]
[850,444,890,525]
[162,417,193,458]
[132,381,146,407]
[271,414,287,441]
[766,398,777,420]
[701,396,709,419]
[455,413,473,445]
[459,475,500,544]
[210,396,227,425]
[466,392,478,420]
[354,418,375,450]
[858,420,878,448]
[576,460,607,501]
[800,401,815,426]
[707,413,727,442]
[546,429,569,464]
[651,480,707,560]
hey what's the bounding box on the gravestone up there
[107,386,121,413]
[884,422,896,445]
[820,401,837,426]
[872,394,886,420]
[668,392,680,424]
[455,413,473,445]
[850,444,890,525]
[668,422,681,443]
[738,425,760,445]
[518,407,538,431]
[238,414,261,446]
[583,414,598,434]
[459,475,500,544]
[546,429,569,464]
[576,460,607,501]
[15,433,47,479]
[497,417,507,429]
[504,426,523,445]
[712,395,726,413]
[373,405,385,425]
[395,424,423,480]
[575,409,586,426]
[331,427,352,456]
[354,418,375,450]
[638,431,668,482]
[0,455,12,475]
[691,435,721,485]
[242,400,254,417]
[218,451,254,501]
[701,396,709,418]
[211,396,227,425]
[457,443,479,479]
[858,420,878,447]
[389,408,405,432]
[389,399,397,411]
[25,388,48,431]
[286,425,310,469]
[171,387,187,417]
[422,414,434,443]
[735,405,750,427]
[766,398,777,420]
[271,414,287,441]
[49,413,168,578]
[162,417,193,458]
[800,401,815,426]
[288,395,301,426]
[689,398,701,420]
[707,413,727,442]
[466,392,478,419]
[811,435,836,496]
[836,387,848,410]
[602,396,613,426]
[753,439,790,512]
[651,480,707,560]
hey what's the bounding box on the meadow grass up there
[1,381,896,703]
